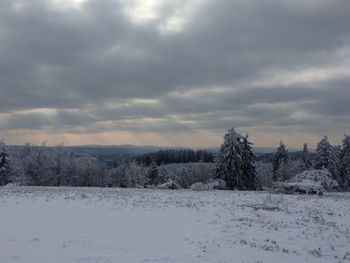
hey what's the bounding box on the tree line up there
[0,128,350,191]
[134,149,214,166]
[0,141,216,189]
[272,135,350,190]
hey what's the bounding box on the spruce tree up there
[272,140,289,181]
[0,141,10,186]
[315,136,333,169]
[241,134,260,190]
[215,128,258,190]
[215,128,242,189]
[340,134,350,190]
[301,143,312,170]
[314,136,341,183]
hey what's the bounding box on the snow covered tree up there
[111,161,129,187]
[157,162,168,185]
[241,134,260,190]
[215,128,243,190]
[0,140,11,186]
[275,161,293,181]
[23,142,53,186]
[314,136,341,184]
[340,134,350,190]
[147,161,160,185]
[274,169,339,195]
[215,128,258,190]
[52,143,67,186]
[256,161,273,188]
[301,143,312,170]
[126,161,149,187]
[272,140,289,181]
[332,145,342,184]
[314,136,333,169]
[76,154,102,187]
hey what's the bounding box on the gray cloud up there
[0,0,349,145]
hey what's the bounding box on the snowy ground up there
[0,187,350,263]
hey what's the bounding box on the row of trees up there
[272,135,350,189]
[0,142,107,187]
[135,149,214,166]
[1,129,349,191]
[0,140,216,189]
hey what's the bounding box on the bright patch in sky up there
[51,0,87,10]
[122,0,162,23]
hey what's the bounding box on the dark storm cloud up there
[0,0,349,137]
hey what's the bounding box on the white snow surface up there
[0,186,350,263]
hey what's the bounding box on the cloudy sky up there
[0,0,349,148]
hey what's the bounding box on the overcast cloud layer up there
[0,0,349,147]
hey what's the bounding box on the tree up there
[215,128,243,190]
[272,140,289,181]
[0,140,11,186]
[241,134,260,190]
[76,154,102,187]
[147,161,160,185]
[53,143,66,186]
[215,128,258,190]
[340,134,350,190]
[301,143,312,170]
[23,142,53,186]
[314,136,341,184]
[126,160,148,187]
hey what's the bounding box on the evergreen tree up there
[272,140,289,181]
[215,128,258,190]
[241,134,260,190]
[0,141,11,186]
[314,136,333,169]
[215,128,243,190]
[332,145,342,183]
[147,161,159,185]
[314,136,341,184]
[340,134,350,190]
[301,143,312,170]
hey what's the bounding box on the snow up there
[1,186,350,263]
[274,169,339,195]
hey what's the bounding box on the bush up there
[272,169,339,195]
[190,179,227,191]
[190,182,210,191]
[157,179,181,190]
[158,162,215,188]
[211,179,227,190]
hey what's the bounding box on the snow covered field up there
[0,187,350,263]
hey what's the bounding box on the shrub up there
[157,179,181,190]
[190,182,210,191]
[272,169,339,195]
[190,179,227,191]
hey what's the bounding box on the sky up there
[0,0,349,148]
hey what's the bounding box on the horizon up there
[1,128,346,150]
[1,0,349,148]
[3,141,318,152]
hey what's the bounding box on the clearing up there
[0,186,350,263]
